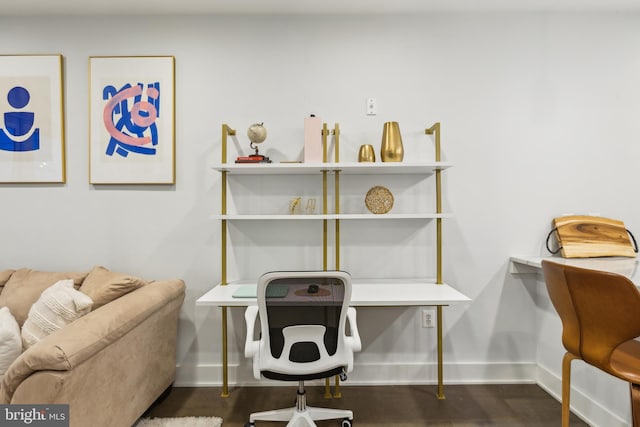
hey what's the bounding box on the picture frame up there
[0,54,65,183]
[89,56,175,184]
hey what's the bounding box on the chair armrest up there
[346,307,361,352]
[244,305,260,359]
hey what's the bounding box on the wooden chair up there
[542,260,640,426]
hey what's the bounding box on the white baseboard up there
[536,365,628,427]
[174,361,537,387]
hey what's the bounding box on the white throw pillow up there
[0,306,22,379]
[21,279,93,349]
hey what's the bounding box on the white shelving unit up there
[213,122,458,399]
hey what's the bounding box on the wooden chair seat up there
[610,339,640,384]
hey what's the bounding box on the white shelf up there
[215,213,452,220]
[215,214,328,220]
[334,213,452,220]
[213,162,452,175]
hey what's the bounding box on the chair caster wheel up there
[341,418,352,427]
[244,422,255,427]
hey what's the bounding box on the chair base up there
[246,381,353,427]
[248,405,353,427]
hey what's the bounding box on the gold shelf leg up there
[426,123,446,399]
[334,123,341,270]
[220,124,235,398]
[436,305,445,400]
[221,208,227,283]
[221,306,229,397]
[425,122,441,161]
[322,123,331,397]
[333,375,342,398]
[332,123,343,398]
[322,171,328,271]
[222,123,236,164]
[322,123,329,272]
[322,122,328,163]
[333,123,340,163]
[220,217,229,398]
[335,218,340,269]
[222,125,227,164]
[323,125,329,271]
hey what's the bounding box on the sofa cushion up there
[0,269,88,326]
[0,269,15,294]
[21,279,93,349]
[79,266,147,310]
[0,307,21,381]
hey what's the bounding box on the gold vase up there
[380,121,404,162]
[358,144,376,162]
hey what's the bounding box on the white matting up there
[133,416,223,427]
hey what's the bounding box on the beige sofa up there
[0,267,185,427]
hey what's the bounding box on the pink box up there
[304,115,323,163]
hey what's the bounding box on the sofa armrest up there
[1,279,185,402]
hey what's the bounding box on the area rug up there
[134,416,223,427]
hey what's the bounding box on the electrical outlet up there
[422,309,435,328]
[366,98,377,115]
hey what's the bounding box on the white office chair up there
[244,270,362,427]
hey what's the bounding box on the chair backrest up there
[252,270,357,381]
[541,260,581,356]
[542,260,640,372]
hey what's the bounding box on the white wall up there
[1,11,640,426]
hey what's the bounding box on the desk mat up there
[232,284,289,298]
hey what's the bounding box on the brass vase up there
[380,121,404,162]
[358,144,376,162]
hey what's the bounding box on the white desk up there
[197,280,470,307]
[196,280,470,397]
[510,256,639,280]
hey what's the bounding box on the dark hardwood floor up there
[144,384,589,426]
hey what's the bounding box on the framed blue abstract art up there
[0,54,65,183]
[89,56,175,184]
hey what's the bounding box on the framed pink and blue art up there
[0,54,65,183]
[89,56,175,184]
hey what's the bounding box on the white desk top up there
[510,256,640,281]
[196,279,470,307]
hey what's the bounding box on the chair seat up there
[610,339,640,384]
[262,365,345,382]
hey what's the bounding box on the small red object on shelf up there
[235,154,272,164]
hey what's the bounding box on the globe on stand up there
[235,122,272,163]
